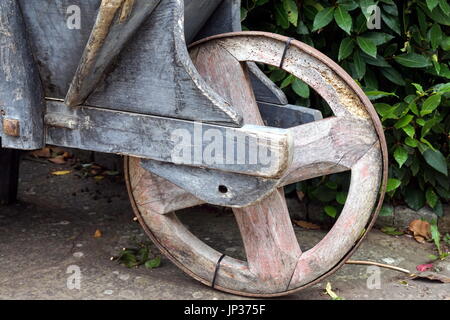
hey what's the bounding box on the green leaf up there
[405,188,426,211]
[402,125,415,138]
[240,7,248,22]
[280,74,295,89]
[363,32,395,46]
[270,69,286,82]
[381,12,401,34]
[380,67,406,85]
[394,53,432,68]
[381,226,404,236]
[360,0,376,20]
[336,192,348,205]
[433,200,444,217]
[394,146,408,168]
[365,91,397,100]
[439,0,450,14]
[408,101,420,116]
[324,205,337,218]
[379,204,394,217]
[297,20,310,35]
[283,0,298,27]
[352,50,366,79]
[361,53,390,67]
[394,114,414,129]
[429,24,443,50]
[430,222,442,255]
[405,137,418,147]
[312,7,335,31]
[337,0,359,11]
[383,3,398,16]
[334,6,352,34]
[423,149,448,176]
[275,2,290,29]
[292,78,310,98]
[356,36,377,58]
[338,37,355,61]
[426,0,439,11]
[420,94,442,116]
[419,2,450,26]
[311,185,336,202]
[386,178,401,192]
[426,188,438,208]
[145,256,161,269]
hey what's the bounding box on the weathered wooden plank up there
[281,116,378,185]
[44,100,292,179]
[0,0,45,150]
[141,159,278,207]
[128,100,323,213]
[184,0,223,44]
[85,0,242,125]
[65,0,160,107]
[258,102,322,128]
[18,0,100,98]
[0,142,20,205]
[192,0,240,42]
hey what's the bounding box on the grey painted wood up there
[65,0,161,107]
[141,159,278,207]
[0,0,45,150]
[192,0,240,42]
[86,0,242,125]
[44,100,292,178]
[249,63,288,105]
[258,102,322,128]
[0,141,20,205]
[18,0,100,98]
[184,0,223,44]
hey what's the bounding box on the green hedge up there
[242,0,449,218]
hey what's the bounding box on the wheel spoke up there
[233,190,302,288]
[281,116,378,185]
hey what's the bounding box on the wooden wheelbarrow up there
[0,0,388,297]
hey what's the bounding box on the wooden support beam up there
[0,143,20,205]
[0,0,45,150]
[44,100,292,179]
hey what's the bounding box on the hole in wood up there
[218,185,228,194]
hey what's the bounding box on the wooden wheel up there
[125,32,388,297]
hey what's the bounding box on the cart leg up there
[0,145,20,205]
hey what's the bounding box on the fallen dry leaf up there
[409,271,450,283]
[31,147,52,158]
[293,220,321,230]
[94,229,102,238]
[408,219,431,243]
[49,155,67,164]
[416,263,433,272]
[51,170,71,176]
